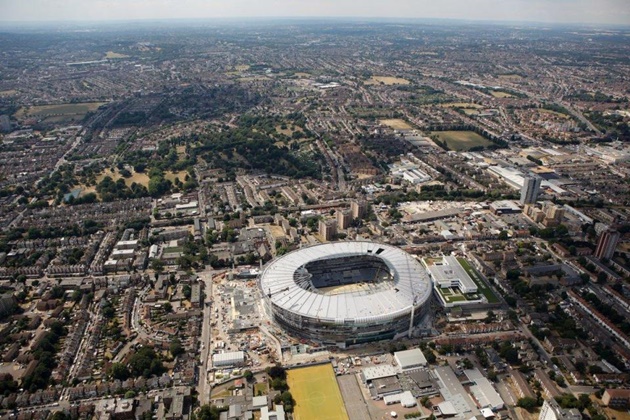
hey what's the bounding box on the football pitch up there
[287,364,349,420]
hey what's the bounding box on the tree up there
[183,284,192,300]
[71,289,83,303]
[517,397,539,410]
[109,363,130,380]
[163,302,173,313]
[243,370,254,381]
[266,365,287,379]
[170,340,184,358]
[276,391,295,412]
[151,259,165,273]
[485,310,496,323]
[129,347,165,378]
[423,349,437,364]
[195,405,227,420]
[271,378,288,391]
[506,269,521,281]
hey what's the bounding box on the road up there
[197,269,216,406]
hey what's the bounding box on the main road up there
[196,269,216,406]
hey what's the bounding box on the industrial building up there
[212,351,245,368]
[259,241,433,348]
[464,369,504,411]
[394,348,428,371]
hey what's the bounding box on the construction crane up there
[267,287,290,298]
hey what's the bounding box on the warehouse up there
[465,369,505,411]
[394,348,428,371]
[212,351,245,368]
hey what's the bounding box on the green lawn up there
[254,382,268,396]
[163,246,184,254]
[287,364,348,420]
[431,131,493,151]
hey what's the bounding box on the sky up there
[0,0,629,25]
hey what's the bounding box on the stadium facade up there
[258,241,433,348]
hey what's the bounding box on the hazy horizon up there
[1,0,629,26]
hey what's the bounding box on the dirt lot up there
[380,119,413,130]
[365,76,410,85]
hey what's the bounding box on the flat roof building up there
[212,351,245,368]
[362,365,398,382]
[383,391,417,408]
[434,366,479,418]
[464,369,504,411]
[394,348,428,371]
[426,256,478,294]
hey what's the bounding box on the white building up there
[465,369,504,411]
[390,159,431,185]
[383,391,417,408]
[394,348,427,371]
[539,398,582,420]
[426,256,478,294]
[212,351,245,368]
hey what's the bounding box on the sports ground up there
[286,364,349,420]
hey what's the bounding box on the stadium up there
[259,241,433,348]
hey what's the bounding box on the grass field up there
[105,51,129,59]
[538,109,570,119]
[96,168,151,188]
[254,382,268,395]
[365,75,410,85]
[275,124,304,137]
[16,102,107,120]
[497,74,523,81]
[380,118,413,130]
[287,364,349,420]
[165,170,188,183]
[490,91,514,98]
[439,102,483,109]
[430,131,493,151]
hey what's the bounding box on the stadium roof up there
[260,241,432,323]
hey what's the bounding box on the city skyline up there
[1,0,629,25]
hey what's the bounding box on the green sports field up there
[287,364,349,420]
[430,130,493,151]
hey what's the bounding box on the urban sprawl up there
[0,19,629,420]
